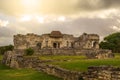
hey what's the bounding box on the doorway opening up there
[37,43,42,49]
[53,43,57,48]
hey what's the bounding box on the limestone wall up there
[81,49,114,59]
[14,32,100,50]
[36,49,114,59]
[13,48,114,59]
[74,33,100,49]
[2,51,19,68]
[14,33,75,50]
[14,33,43,49]
[83,66,120,80]
[36,64,82,80]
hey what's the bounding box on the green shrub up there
[25,48,34,56]
[0,45,14,55]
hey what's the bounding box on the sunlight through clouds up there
[36,16,45,23]
[111,26,120,31]
[18,14,68,23]
[0,20,9,27]
[58,16,66,22]
[19,15,32,22]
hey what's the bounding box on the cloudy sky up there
[0,0,120,46]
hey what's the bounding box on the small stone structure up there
[2,51,19,68]
[83,66,120,80]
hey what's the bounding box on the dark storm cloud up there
[0,16,119,46]
[76,0,120,11]
[55,17,117,37]
[0,27,15,46]
[16,17,118,37]
[0,27,15,37]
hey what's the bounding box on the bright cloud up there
[111,26,120,31]
[0,19,9,27]
[58,16,66,22]
[19,15,32,22]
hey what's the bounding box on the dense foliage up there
[100,32,120,53]
[25,48,34,56]
[0,45,14,55]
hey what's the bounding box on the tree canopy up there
[100,32,120,53]
[0,45,14,55]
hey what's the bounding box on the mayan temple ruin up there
[14,31,99,50]
[12,31,113,58]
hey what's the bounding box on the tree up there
[0,45,14,55]
[100,32,120,53]
[25,48,34,56]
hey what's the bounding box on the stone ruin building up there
[14,31,99,50]
[12,31,113,58]
[13,31,112,56]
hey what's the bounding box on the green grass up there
[0,55,61,80]
[46,53,120,72]
[0,68,61,80]
[39,55,86,61]
[50,58,120,71]
[0,55,3,60]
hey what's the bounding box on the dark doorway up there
[37,43,42,49]
[58,43,60,48]
[93,41,97,48]
[67,41,69,47]
[53,43,57,48]
[71,42,74,48]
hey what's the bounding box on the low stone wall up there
[38,49,114,59]
[83,66,120,80]
[82,49,114,59]
[37,49,76,55]
[36,64,120,80]
[36,64,82,80]
[14,48,114,59]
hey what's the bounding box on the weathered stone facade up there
[12,31,114,58]
[83,66,120,80]
[2,51,19,68]
[14,31,99,50]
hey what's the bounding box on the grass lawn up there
[44,54,120,72]
[39,55,86,61]
[0,55,3,60]
[0,55,61,80]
